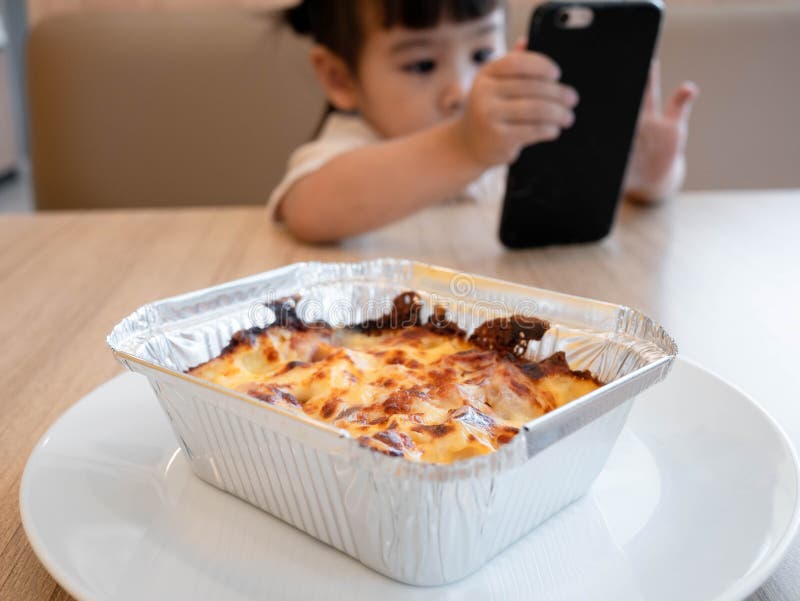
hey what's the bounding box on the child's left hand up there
[623,61,699,203]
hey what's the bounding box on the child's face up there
[352,8,507,138]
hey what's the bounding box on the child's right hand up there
[457,48,578,167]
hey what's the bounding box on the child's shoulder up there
[313,111,380,147]
[269,112,381,216]
[285,111,380,169]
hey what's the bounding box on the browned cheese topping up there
[187,293,601,463]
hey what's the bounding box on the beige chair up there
[27,10,325,209]
[27,3,800,210]
[659,3,800,190]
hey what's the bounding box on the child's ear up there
[310,45,359,112]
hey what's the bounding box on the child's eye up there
[472,48,495,64]
[402,60,437,74]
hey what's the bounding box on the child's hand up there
[456,46,578,167]
[624,61,699,203]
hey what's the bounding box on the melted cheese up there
[188,325,601,464]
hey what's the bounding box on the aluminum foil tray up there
[107,258,676,585]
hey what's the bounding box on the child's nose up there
[439,76,470,116]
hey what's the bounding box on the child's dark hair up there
[285,0,503,71]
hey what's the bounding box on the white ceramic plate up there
[20,358,800,601]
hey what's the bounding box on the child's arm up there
[623,61,699,203]
[279,51,578,242]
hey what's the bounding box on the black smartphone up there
[499,1,662,248]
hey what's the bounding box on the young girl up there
[270,0,698,243]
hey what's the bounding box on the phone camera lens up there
[558,11,569,25]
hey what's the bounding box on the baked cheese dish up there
[187,293,601,464]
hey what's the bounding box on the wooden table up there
[2,190,799,600]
